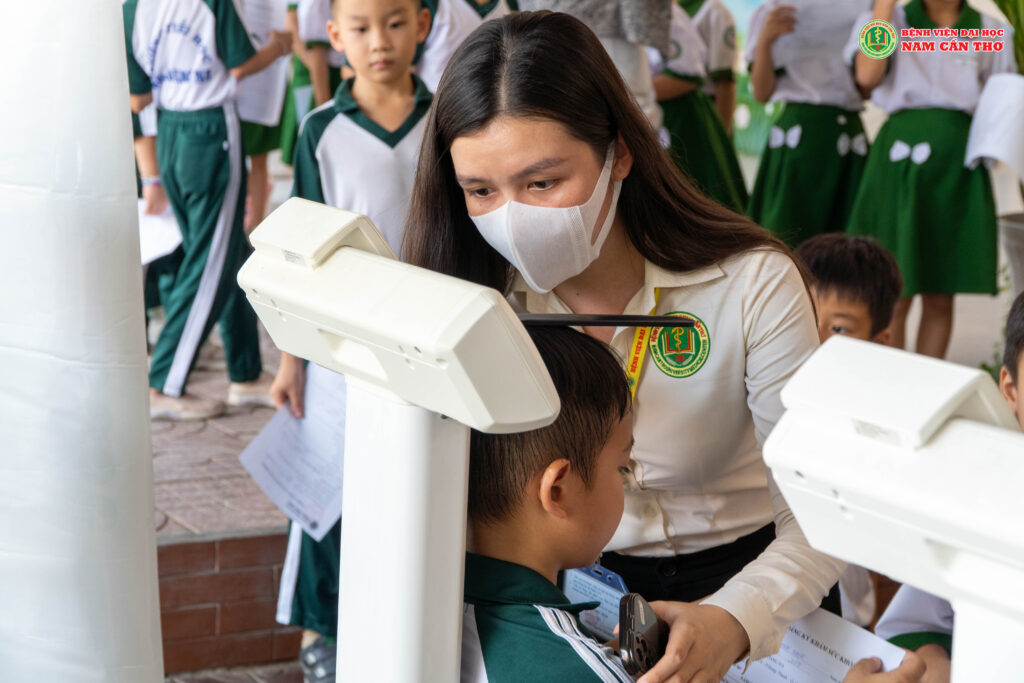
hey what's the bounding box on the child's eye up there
[390,20,406,29]
[830,325,850,335]
[352,27,367,34]
[618,466,633,476]
[529,179,555,190]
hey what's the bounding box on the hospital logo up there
[859,20,898,59]
[650,312,709,378]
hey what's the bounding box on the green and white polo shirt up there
[124,0,256,109]
[461,553,633,683]
[680,0,737,98]
[463,0,518,22]
[291,76,432,254]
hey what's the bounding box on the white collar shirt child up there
[686,0,738,98]
[416,0,482,92]
[874,584,954,653]
[462,0,517,23]
[126,0,257,110]
[297,0,346,67]
[746,1,870,111]
[509,248,847,661]
[648,4,707,81]
[843,2,1017,116]
[290,76,432,254]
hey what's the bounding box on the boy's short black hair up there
[1003,291,1024,382]
[794,234,903,337]
[468,327,630,524]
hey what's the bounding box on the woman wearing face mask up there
[404,12,846,681]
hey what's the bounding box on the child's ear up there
[537,458,572,520]
[416,7,432,44]
[872,327,891,346]
[999,366,1018,416]
[327,19,345,53]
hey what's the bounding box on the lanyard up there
[624,289,660,401]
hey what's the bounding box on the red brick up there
[218,534,288,570]
[163,631,275,673]
[160,567,274,610]
[158,541,215,577]
[219,599,278,634]
[161,605,217,640]
[272,628,304,660]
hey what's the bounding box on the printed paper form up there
[769,0,867,66]
[723,609,907,683]
[137,199,182,266]
[237,0,290,127]
[240,362,347,541]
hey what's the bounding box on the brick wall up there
[158,533,303,673]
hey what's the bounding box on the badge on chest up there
[649,311,710,378]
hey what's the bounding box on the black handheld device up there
[618,593,669,676]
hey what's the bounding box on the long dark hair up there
[404,10,795,293]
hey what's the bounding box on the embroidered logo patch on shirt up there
[649,312,710,378]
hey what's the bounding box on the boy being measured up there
[461,326,636,682]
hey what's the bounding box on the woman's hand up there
[271,352,306,418]
[638,602,749,683]
[843,652,926,683]
[759,5,797,46]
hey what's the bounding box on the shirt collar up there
[332,75,433,146]
[679,0,705,18]
[463,553,599,613]
[510,259,726,316]
[903,0,980,31]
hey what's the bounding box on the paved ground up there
[166,661,302,683]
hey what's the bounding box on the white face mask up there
[469,146,623,293]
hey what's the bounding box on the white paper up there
[965,73,1024,182]
[237,0,290,127]
[239,362,346,541]
[137,199,182,265]
[723,609,907,683]
[771,0,865,67]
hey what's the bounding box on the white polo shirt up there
[125,0,257,110]
[843,1,1017,116]
[685,0,737,97]
[462,0,517,23]
[648,4,707,81]
[747,1,869,110]
[417,0,482,91]
[297,0,346,67]
[510,248,846,661]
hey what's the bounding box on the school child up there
[124,0,292,419]
[871,291,1024,683]
[680,0,738,133]
[746,1,871,248]
[794,233,903,627]
[794,233,902,346]
[298,0,348,106]
[464,325,927,683]
[269,0,432,678]
[653,3,748,212]
[845,0,1017,359]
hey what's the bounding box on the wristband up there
[140,175,162,187]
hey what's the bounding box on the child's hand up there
[268,29,294,57]
[843,652,926,683]
[271,353,306,418]
[760,5,797,46]
[637,602,749,683]
[142,184,168,215]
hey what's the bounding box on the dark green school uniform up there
[125,0,262,396]
[461,553,633,682]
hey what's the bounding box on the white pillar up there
[0,2,163,681]
[338,381,471,681]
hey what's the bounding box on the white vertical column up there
[338,381,471,681]
[0,2,163,681]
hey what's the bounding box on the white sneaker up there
[227,371,276,408]
[150,392,226,421]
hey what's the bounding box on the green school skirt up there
[846,107,997,297]
[661,89,749,213]
[241,118,283,157]
[748,103,868,247]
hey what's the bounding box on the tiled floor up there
[153,332,284,541]
[166,660,303,683]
